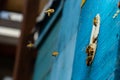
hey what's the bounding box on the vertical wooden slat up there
[0,1,7,10]
[13,0,39,80]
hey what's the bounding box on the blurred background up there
[0,0,48,80]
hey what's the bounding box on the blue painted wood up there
[33,18,61,80]
[49,0,82,80]
[50,33,77,80]
[33,0,82,80]
[72,0,120,80]
[34,0,64,47]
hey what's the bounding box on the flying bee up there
[45,9,55,16]
[27,41,34,48]
[52,51,59,57]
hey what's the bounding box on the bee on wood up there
[81,0,86,8]
[86,44,94,55]
[86,44,96,66]
[52,51,59,57]
[93,17,99,26]
[45,9,55,16]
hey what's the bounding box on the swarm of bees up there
[45,9,55,16]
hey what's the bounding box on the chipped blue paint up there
[72,0,120,80]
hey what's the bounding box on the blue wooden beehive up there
[33,0,120,80]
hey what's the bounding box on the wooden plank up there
[0,19,21,29]
[13,0,39,80]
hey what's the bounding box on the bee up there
[93,17,98,26]
[86,56,93,66]
[45,9,55,16]
[52,51,59,57]
[27,42,34,48]
[86,45,94,55]
[86,43,96,66]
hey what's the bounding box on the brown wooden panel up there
[3,0,48,14]
[0,43,16,56]
[13,0,39,80]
